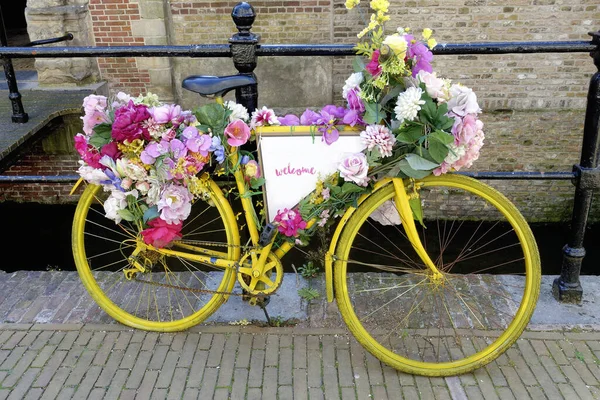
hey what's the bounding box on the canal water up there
[1,201,598,275]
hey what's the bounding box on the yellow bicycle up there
[72,78,540,377]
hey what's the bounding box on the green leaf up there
[396,123,423,143]
[405,153,439,171]
[117,209,136,222]
[194,103,227,129]
[352,56,366,73]
[328,184,342,196]
[398,160,433,179]
[143,206,159,224]
[430,130,454,145]
[88,123,112,149]
[250,177,265,190]
[439,116,455,131]
[380,85,403,107]
[341,182,365,194]
[363,101,386,125]
[409,197,425,227]
[428,140,450,164]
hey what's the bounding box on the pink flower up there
[360,124,396,157]
[224,119,251,147]
[82,94,107,114]
[250,106,280,129]
[157,184,192,224]
[274,208,307,237]
[74,134,102,169]
[338,152,369,186]
[111,100,151,143]
[141,218,183,248]
[150,104,182,125]
[365,50,382,77]
[82,110,109,136]
[244,160,261,179]
[452,114,483,147]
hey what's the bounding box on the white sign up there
[256,126,366,222]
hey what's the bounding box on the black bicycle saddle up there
[182,74,257,98]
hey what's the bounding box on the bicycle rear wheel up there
[72,179,240,332]
[334,174,540,376]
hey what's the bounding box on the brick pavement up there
[1,271,600,399]
[0,324,599,399]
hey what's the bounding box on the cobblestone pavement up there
[1,271,600,399]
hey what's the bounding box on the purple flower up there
[111,100,151,143]
[300,109,320,125]
[342,109,364,127]
[181,126,211,156]
[140,140,170,165]
[346,89,365,112]
[169,138,187,160]
[278,114,300,126]
[408,41,433,77]
[321,105,347,119]
[209,136,225,163]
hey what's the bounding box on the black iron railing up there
[1,2,599,304]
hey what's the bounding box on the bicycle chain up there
[131,239,277,299]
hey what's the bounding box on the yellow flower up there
[382,34,407,57]
[427,38,438,49]
[370,0,389,13]
[345,0,360,9]
[422,28,432,40]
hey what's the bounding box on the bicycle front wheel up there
[72,180,240,332]
[334,174,541,376]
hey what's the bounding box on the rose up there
[338,152,369,186]
[417,70,448,101]
[150,104,181,125]
[224,119,251,147]
[244,160,261,179]
[111,100,151,143]
[157,184,193,224]
[141,218,183,248]
[447,84,481,117]
[382,34,407,57]
[103,191,128,223]
[77,164,109,185]
[82,110,109,135]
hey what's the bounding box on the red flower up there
[274,208,307,237]
[141,218,183,248]
[111,100,151,143]
[365,50,382,77]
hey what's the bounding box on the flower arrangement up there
[73,0,484,248]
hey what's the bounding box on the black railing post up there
[229,2,259,113]
[0,5,27,123]
[553,31,600,303]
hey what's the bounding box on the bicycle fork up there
[391,178,444,281]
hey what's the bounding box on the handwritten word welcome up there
[274,163,316,177]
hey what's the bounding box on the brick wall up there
[89,0,150,96]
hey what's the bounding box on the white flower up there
[394,87,426,124]
[146,182,161,205]
[338,152,370,187]
[447,84,481,116]
[360,124,396,157]
[104,191,128,224]
[416,70,449,101]
[444,143,466,165]
[225,101,250,122]
[116,158,148,181]
[77,162,109,185]
[342,72,364,98]
[250,106,280,129]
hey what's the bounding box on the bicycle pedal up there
[258,223,277,246]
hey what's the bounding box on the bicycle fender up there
[325,177,396,302]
